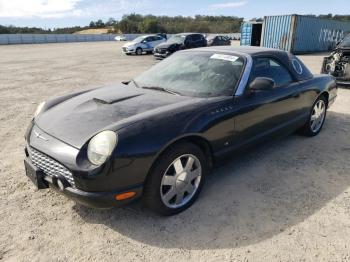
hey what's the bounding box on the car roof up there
[182,46,314,81]
[193,46,286,56]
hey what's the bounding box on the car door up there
[146,36,157,51]
[184,35,195,49]
[198,34,207,47]
[217,36,223,45]
[232,56,305,146]
[140,37,151,51]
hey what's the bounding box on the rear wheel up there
[299,96,327,136]
[143,142,207,216]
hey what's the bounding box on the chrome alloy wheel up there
[160,154,202,208]
[310,100,326,133]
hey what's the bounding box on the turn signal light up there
[115,191,136,201]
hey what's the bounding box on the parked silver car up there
[122,35,166,55]
[114,35,127,41]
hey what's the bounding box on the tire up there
[143,142,208,216]
[136,47,143,55]
[299,95,327,137]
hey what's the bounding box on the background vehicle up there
[206,35,231,46]
[122,35,166,55]
[322,33,350,85]
[24,47,337,216]
[157,33,167,40]
[154,33,207,59]
[114,35,127,41]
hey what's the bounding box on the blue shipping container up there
[261,15,350,53]
[240,22,263,46]
[240,22,252,46]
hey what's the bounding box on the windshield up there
[134,51,245,97]
[339,34,350,48]
[132,36,147,43]
[168,35,186,44]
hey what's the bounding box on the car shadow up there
[74,111,350,250]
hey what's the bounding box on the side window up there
[186,36,193,43]
[192,35,201,41]
[155,36,163,41]
[251,57,293,87]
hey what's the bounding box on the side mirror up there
[248,77,275,92]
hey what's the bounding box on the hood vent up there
[93,94,142,105]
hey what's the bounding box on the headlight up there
[87,131,117,166]
[34,101,46,117]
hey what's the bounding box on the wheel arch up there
[319,91,329,107]
[144,134,214,184]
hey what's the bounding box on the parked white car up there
[122,35,166,55]
[115,35,127,41]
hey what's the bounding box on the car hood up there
[156,42,181,49]
[123,42,136,48]
[35,84,199,149]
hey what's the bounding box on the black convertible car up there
[24,47,337,215]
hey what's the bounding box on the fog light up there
[115,192,136,201]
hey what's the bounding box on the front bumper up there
[24,123,146,208]
[122,47,135,54]
[153,52,170,59]
[61,185,143,208]
[24,155,143,208]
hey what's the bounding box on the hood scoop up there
[93,94,142,105]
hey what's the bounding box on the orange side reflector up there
[115,191,136,201]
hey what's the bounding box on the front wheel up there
[135,47,143,55]
[143,142,207,216]
[299,96,327,136]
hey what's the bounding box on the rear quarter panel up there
[302,74,337,109]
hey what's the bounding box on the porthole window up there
[292,59,303,75]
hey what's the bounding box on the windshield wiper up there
[141,86,181,96]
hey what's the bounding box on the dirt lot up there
[0,41,349,262]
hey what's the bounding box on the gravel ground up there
[0,41,349,262]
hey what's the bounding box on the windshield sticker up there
[210,54,239,62]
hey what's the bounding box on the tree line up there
[112,14,243,33]
[1,14,350,34]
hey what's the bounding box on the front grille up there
[28,147,76,188]
[156,48,167,54]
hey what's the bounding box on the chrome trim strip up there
[235,54,253,96]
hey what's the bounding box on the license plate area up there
[24,158,48,189]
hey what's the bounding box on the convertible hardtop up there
[184,46,314,81]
